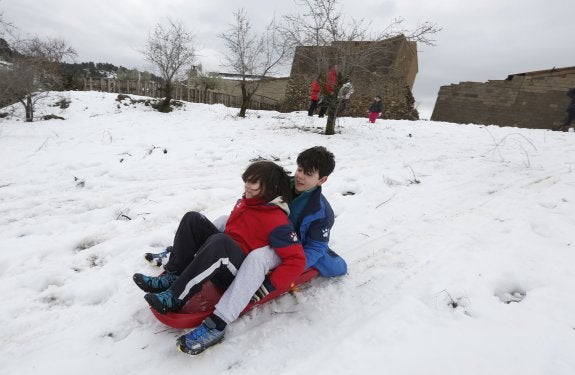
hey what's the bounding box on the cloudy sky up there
[2,0,574,118]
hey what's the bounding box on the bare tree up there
[282,0,441,135]
[0,36,77,121]
[0,9,13,36]
[0,13,6,34]
[219,9,289,117]
[142,19,196,112]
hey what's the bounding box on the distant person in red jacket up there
[318,65,338,117]
[133,161,305,353]
[326,65,338,94]
[308,74,323,116]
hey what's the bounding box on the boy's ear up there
[317,176,328,186]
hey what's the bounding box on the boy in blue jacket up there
[177,146,346,355]
[284,145,346,276]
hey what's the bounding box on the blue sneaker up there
[144,289,184,314]
[133,272,178,293]
[176,317,225,355]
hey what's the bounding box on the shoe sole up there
[144,293,169,314]
[176,336,224,355]
[144,293,183,315]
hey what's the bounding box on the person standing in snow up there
[176,146,347,355]
[336,77,354,116]
[133,161,305,352]
[367,95,383,123]
[318,65,338,118]
[325,65,338,95]
[560,88,575,132]
[308,74,323,116]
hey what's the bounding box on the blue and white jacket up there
[292,186,347,277]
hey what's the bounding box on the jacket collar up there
[241,195,290,215]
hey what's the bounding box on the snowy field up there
[1,91,574,375]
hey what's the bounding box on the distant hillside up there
[58,62,162,90]
[0,38,19,60]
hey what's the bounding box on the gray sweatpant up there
[213,245,281,324]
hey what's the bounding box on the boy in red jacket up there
[133,161,305,352]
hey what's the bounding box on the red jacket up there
[310,80,321,101]
[225,196,306,290]
[326,67,337,94]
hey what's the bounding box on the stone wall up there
[431,66,575,130]
[218,77,289,103]
[282,35,419,120]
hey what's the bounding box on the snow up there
[1,91,575,375]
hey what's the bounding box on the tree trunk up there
[324,94,337,135]
[25,95,34,122]
[158,81,173,113]
[239,83,249,118]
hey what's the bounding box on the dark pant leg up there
[170,233,246,301]
[318,95,331,117]
[164,212,220,273]
[337,99,347,116]
[308,100,318,116]
[563,110,575,131]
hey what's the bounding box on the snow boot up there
[144,246,172,267]
[176,317,225,355]
[133,271,178,293]
[144,289,184,314]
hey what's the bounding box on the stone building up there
[282,35,419,119]
[210,74,290,103]
[431,66,575,130]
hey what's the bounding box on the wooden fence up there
[82,77,279,111]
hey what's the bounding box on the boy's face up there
[294,166,328,193]
[244,181,261,199]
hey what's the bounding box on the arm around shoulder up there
[267,224,306,290]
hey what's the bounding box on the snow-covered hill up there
[1,92,574,374]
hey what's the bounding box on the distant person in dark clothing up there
[367,95,383,123]
[561,88,575,132]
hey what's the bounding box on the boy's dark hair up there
[242,161,293,204]
[296,146,335,178]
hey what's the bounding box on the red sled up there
[150,268,319,329]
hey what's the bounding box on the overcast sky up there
[2,0,574,119]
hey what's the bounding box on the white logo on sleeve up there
[290,232,299,242]
[322,228,330,238]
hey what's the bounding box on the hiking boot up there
[176,317,225,355]
[143,246,172,267]
[144,289,184,314]
[133,272,178,293]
